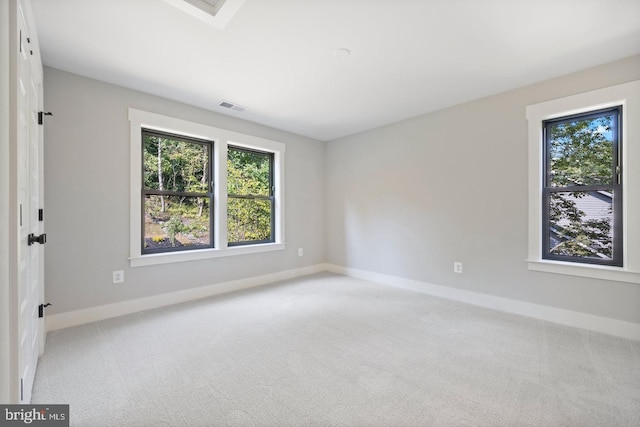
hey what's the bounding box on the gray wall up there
[45,56,640,324]
[325,55,640,324]
[43,67,325,314]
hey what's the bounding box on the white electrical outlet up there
[298,248,304,256]
[453,262,463,274]
[113,270,124,284]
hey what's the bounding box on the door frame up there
[1,0,44,404]
[1,0,13,405]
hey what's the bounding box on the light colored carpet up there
[32,273,640,426]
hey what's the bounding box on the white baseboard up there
[46,264,327,331]
[326,264,640,342]
[47,262,640,342]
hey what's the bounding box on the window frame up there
[141,128,215,255]
[526,80,640,284]
[227,145,275,246]
[541,106,622,266]
[129,108,286,267]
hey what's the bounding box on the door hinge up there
[38,303,52,318]
[28,233,46,246]
[38,111,53,125]
[39,208,44,221]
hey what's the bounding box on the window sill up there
[130,243,286,267]
[527,259,640,284]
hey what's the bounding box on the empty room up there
[2,0,640,425]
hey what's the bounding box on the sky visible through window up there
[545,109,618,262]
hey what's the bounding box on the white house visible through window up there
[129,108,286,267]
[542,107,622,266]
[526,80,640,284]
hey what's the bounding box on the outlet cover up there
[113,270,124,284]
[298,248,304,256]
[453,262,463,274]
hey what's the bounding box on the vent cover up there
[219,100,246,112]
[163,0,246,29]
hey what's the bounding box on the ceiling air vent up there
[219,100,246,112]
[163,0,246,29]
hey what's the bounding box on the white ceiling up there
[31,0,640,141]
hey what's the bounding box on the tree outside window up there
[543,107,622,266]
[142,130,213,253]
[227,146,274,245]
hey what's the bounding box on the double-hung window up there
[526,80,640,283]
[227,146,275,245]
[542,107,622,266]
[142,129,214,254]
[129,108,285,267]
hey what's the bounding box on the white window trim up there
[128,108,285,267]
[526,80,640,284]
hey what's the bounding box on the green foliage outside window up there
[546,111,617,261]
[143,132,211,251]
[141,131,276,253]
[548,115,614,187]
[227,147,273,244]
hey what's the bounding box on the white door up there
[16,0,44,404]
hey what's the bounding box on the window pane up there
[143,133,209,193]
[227,148,271,196]
[548,190,614,260]
[547,112,616,187]
[144,195,210,251]
[228,197,272,243]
